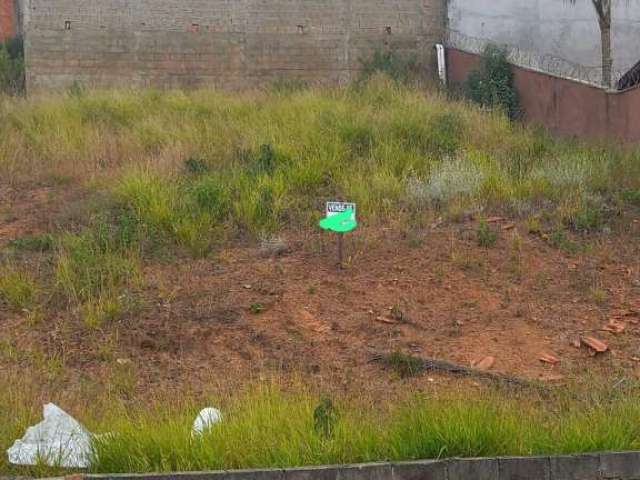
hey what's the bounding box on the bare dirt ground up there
[2,184,640,398]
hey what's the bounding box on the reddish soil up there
[3,184,640,397]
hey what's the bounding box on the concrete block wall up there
[24,0,446,92]
[73,452,640,480]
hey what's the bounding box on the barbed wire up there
[446,29,623,87]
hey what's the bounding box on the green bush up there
[464,44,519,120]
[0,36,25,95]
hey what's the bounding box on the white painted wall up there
[448,0,640,86]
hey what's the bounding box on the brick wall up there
[24,0,447,92]
[447,48,640,142]
[0,0,15,41]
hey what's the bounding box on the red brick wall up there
[447,48,640,143]
[0,0,16,41]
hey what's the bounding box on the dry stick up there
[371,354,538,388]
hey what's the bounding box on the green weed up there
[549,229,580,255]
[477,219,498,247]
[250,303,265,314]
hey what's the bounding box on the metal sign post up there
[319,202,358,269]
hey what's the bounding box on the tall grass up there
[3,76,639,236]
[3,382,639,475]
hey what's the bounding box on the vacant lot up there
[2,76,640,475]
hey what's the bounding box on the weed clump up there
[313,396,337,439]
[477,219,498,247]
[0,265,38,310]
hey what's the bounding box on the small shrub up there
[464,44,519,120]
[477,219,498,247]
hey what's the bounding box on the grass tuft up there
[0,264,38,310]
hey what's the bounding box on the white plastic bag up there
[192,407,222,435]
[7,403,92,468]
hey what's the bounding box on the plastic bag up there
[192,407,223,435]
[7,403,92,468]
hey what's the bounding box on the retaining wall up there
[24,0,446,92]
[447,47,640,143]
[70,452,640,480]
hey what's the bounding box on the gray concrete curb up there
[65,451,640,480]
